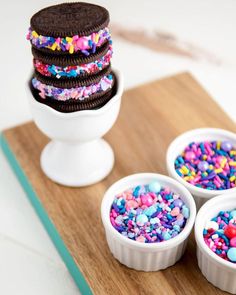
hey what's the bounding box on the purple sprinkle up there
[173,199,183,208]
[151,211,159,218]
[92,43,96,53]
[81,50,90,56]
[112,203,120,213]
[207,172,216,180]
[156,233,164,241]
[115,226,124,232]
[163,223,172,229]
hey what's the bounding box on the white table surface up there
[0,0,236,294]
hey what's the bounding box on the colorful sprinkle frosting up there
[33,46,113,78]
[203,209,236,263]
[175,141,236,190]
[27,27,112,55]
[32,74,113,101]
[110,182,189,243]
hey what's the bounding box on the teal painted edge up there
[0,133,93,295]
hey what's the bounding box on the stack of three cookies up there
[27,2,116,112]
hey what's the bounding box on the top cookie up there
[30,2,109,37]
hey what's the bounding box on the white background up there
[0,0,236,294]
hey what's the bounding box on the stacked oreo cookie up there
[27,2,115,112]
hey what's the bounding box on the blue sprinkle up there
[163,232,171,240]
[133,186,141,197]
[177,156,185,164]
[182,206,190,218]
[200,143,205,152]
[144,206,156,217]
[173,225,180,232]
[167,214,173,220]
[70,70,77,77]
[176,169,183,177]
[148,181,161,193]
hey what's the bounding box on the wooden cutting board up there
[1,73,235,295]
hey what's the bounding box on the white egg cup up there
[27,68,124,187]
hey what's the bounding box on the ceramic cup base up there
[40,138,114,187]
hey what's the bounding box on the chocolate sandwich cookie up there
[31,69,115,102]
[32,42,112,79]
[27,2,111,56]
[34,65,111,87]
[27,2,116,113]
[30,72,117,112]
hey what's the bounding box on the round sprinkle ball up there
[203,209,236,263]
[224,224,236,239]
[227,248,236,262]
[175,140,236,190]
[110,182,189,243]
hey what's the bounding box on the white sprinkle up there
[157,195,162,201]
[205,221,219,231]
[165,205,171,212]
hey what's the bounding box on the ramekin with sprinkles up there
[195,193,236,293]
[167,128,236,209]
[175,140,236,191]
[101,173,196,271]
[110,182,189,243]
[203,209,236,263]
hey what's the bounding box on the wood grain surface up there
[3,73,235,295]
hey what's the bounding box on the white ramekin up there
[195,193,236,294]
[166,128,236,209]
[101,173,196,271]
